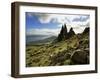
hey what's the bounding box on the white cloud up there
[27,12,89,25]
[35,14,89,24]
[73,26,86,34]
[72,15,89,22]
[35,14,90,31]
[36,14,72,24]
[35,13,51,23]
[26,28,60,36]
[27,13,89,25]
[27,13,90,34]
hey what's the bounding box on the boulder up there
[71,49,89,64]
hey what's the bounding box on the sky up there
[26,12,90,36]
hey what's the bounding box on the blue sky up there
[26,13,60,30]
[26,12,90,36]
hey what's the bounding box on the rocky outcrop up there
[83,27,89,34]
[57,24,68,41]
[71,49,89,64]
[57,24,75,41]
[70,27,90,64]
[68,27,75,38]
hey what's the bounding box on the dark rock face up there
[68,27,75,38]
[83,27,89,34]
[71,49,89,64]
[57,24,68,41]
[57,24,75,41]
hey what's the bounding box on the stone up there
[71,49,89,64]
[68,27,75,38]
[57,24,75,41]
[83,27,89,34]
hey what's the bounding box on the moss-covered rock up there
[71,49,89,64]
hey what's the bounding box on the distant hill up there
[26,35,50,43]
[27,36,57,45]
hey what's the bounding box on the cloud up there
[35,13,90,27]
[26,12,90,34]
[72,15,89,22]
[30,13,72,24]
[26,28,60,36]
[26,12,36,17]
[35,13,51,23]
[27,12,89,26]
[73,26,86,34]
[51,15,71,24]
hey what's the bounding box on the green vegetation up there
[26,24,89,67]
[26,35,89,67]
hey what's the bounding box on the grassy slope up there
[26,33,89,67]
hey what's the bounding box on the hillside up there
[27,36,57,45]
[26,24,89,67]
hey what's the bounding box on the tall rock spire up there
[57,24,68,41]
[63,23,68,39]
[56,24,75,42]
[68,27,75,38]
